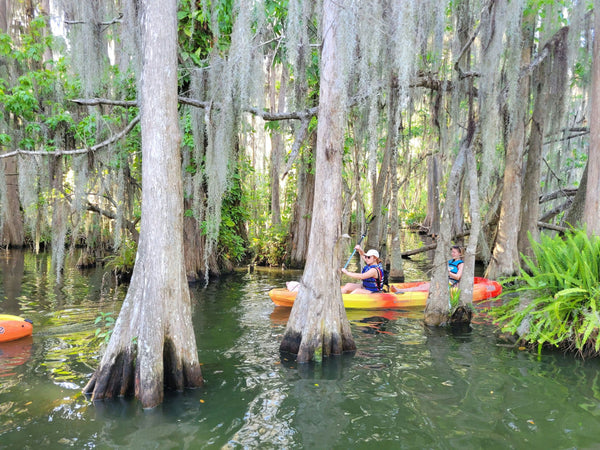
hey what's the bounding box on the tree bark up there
[456,136,479,315]
[366,121,390,251]
[424,143,467,326]
[269,62,287,227]
[286,132,315,268]
[485,16,533,280]
[583,4,600,235]
[519,24,566,260]
[280,0,355,362]
[84,0,202,408]
[563,162,587,227]
[519,73,544,260]
[385,74,403,281]
[1,156,24,247]
[422,91,442,237]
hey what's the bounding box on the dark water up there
[1,249,600,449]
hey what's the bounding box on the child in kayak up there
[392,246,464,293]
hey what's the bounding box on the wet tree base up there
[450,306,472,325]
[280,329,356,363]
[83,344,204,408]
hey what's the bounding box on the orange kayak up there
[269,277,502,309]
[0,314,33,343]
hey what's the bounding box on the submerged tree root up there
[450,306,473,325]
[84,348,136,400]
[84,343,203,405]
[280,328,356,363]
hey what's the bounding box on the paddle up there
[343,214,375,269]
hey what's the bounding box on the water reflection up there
[0,335,32,378]
[1,253,600,448]
[0,249,25,310]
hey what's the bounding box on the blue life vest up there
[448,258,463,285]
[362,263,384,292]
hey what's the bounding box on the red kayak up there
[0,314,33,343]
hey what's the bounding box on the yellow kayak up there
[269,277,502,309]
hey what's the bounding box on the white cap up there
[365,249,379,259]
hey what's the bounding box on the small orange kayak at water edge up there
[269,277,502,309]
[0,314,33,343]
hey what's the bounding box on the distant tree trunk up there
[367,68,394,250]
[286,133,315,268]
[425,0,473,326]
[366,131,390,250]
[425,143,467,326]
[280,0,356,362]
[424,155,441,236]
[0,0,9,33]
[385,74,403,281]
[183,197,220,281]
[1,156,24,247]
[84,0,203,408]
[269,63,287,226]
[486,17,532,280]
[519,77,544,259]
[423,92,442,236]
[0,1,24,248]
[583,5,600,236]
[520,25,567,259]
[456,133,479,315]
[563,162,587,227]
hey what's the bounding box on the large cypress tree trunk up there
[84,0,202,408]
[280,0,355,362]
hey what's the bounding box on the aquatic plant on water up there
[94,312,116,345]
[493,229,600,358]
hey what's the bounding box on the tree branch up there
[85,200,140,243]
[1,116,140,159]
[539,188,577,203]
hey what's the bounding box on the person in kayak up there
[341,247,384,294]
[392,246,464,293]
[447,245,464,286]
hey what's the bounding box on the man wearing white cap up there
[341,246,384,294]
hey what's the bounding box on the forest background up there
[1,0,600,406]
[0,0,597,282]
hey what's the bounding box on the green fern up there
[492,228,600,358]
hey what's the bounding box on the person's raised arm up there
[341,266,379,280]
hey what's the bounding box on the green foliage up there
[105,239,137,275]
[211,169,250,264]
[0,27,81,153]
[449,287,461,310]
[402,209,426,228]
[492,229,600,357]
[94,312,116,344]
[178,0,234,68]
[251,223,289,266]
